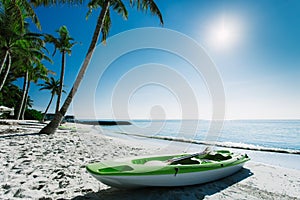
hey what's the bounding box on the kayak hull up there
[89,162,245,188]
[86,150,250,188]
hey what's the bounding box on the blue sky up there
[26,0,300,120]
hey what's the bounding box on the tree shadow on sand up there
[72,168,253,200]
[0,131,47,138]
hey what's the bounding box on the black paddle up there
[144,147,212,166]
[166,146,212,165]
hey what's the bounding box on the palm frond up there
[19,0,41,29]
[86,0,102,19]
[29,0,84,7]
[130,0,163,25]
[111,0,128,20]
[44,25,77,55]
[38,76,61,95]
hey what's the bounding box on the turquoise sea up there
[100,120,300,154]
[84,119,300,170]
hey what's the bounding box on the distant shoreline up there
[75,120,132,126]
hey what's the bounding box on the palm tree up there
[0,0,41,70]
[0,0,42,91]
[38,77,61,122]
[14,31,51,120]
[44,25,77,114]
[20,63,49,120]
[40,0,163,134]
[0,1,23,91]
[1,0,82,91]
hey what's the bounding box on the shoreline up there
[0,121,299,199]
[108,130,300,155]
[99,127,300,170]
[76,120,132,126]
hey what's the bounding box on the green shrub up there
[25,109,43,121]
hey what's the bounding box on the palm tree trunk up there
[42,93,54,122]
[55,51,65,113]
[0,50,8,75]
[21,80,31,120]
[16,70,28,120]
[39,0,110,134]
[0,53,11,92]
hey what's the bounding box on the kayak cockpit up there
[131,150,233,165]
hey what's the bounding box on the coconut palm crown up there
[39,77,62,122]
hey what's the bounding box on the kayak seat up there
[202,153,232,161]
[170,158,200,165]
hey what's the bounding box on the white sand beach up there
[0,120,299,200]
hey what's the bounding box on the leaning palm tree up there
[38,77,61,122]
[44,25,77,114]
[40,0,163,134]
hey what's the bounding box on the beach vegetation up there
[15,32,52,120]
[1,0,163,124]
[0,78,35,120]
[0,82,22,119]
[24,108,43,120]
[0,0,52,120]
[0,0,43,91]
[0,1,25,91]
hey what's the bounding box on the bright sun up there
[208,16,242,50]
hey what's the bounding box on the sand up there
[0,120,299,200]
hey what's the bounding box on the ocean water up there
[100,120,300,154]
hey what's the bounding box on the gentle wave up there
[115,131,300,155]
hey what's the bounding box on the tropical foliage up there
[0,71,36,119]
[0,0,164,129]
[38,77,61,122]
[0,0,50,119]
[24,108,43,121]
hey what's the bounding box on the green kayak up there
[86,150,250,188]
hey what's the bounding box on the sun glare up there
[207,16,242,50]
